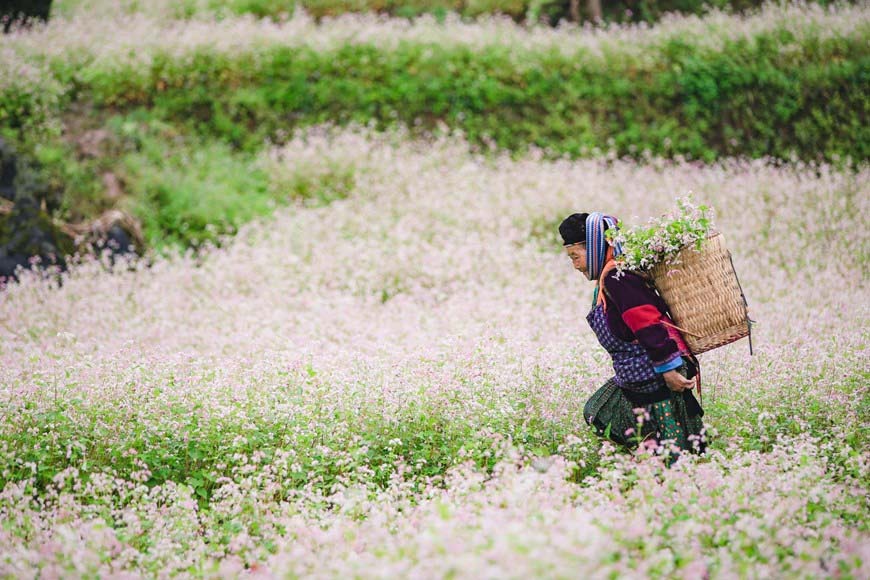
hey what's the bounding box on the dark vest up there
[586,302,662,393]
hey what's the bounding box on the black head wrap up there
[559,213,589,246]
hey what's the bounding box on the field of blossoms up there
[0,126,868,576]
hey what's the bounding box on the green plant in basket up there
[607,195,715,274]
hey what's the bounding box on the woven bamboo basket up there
[649,232,751,355]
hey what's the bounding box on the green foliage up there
[266,158,357,207]
[117,123,275,250]
[106,111,358,251]
[29,141,112,222]
[0,381,592,509]
[610,195,714,272]
[3,365,865,510]
[210,0,300,19]
[46,31,868,164]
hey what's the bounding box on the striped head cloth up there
[585,212,622,281]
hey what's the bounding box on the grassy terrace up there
[1,3,866,253]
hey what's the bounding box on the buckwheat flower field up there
[1,128,868,576]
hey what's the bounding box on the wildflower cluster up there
[608,194,715,273]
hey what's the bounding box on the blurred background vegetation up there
[43,0,852,25]
[0,0,866,277]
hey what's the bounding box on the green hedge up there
[5,9,869,163]
[51,30,867,163]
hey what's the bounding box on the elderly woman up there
[560,212,705,458]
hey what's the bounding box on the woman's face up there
[565,243,587,276]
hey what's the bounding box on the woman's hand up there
[663,369,694,392]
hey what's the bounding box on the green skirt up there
[647,391,705,454]
[584,377,705,456]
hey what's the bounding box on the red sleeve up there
[602,271,682,366]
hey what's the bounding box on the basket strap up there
[596,259,619,311]
[659,319,704,338]
[727,251,754,356]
